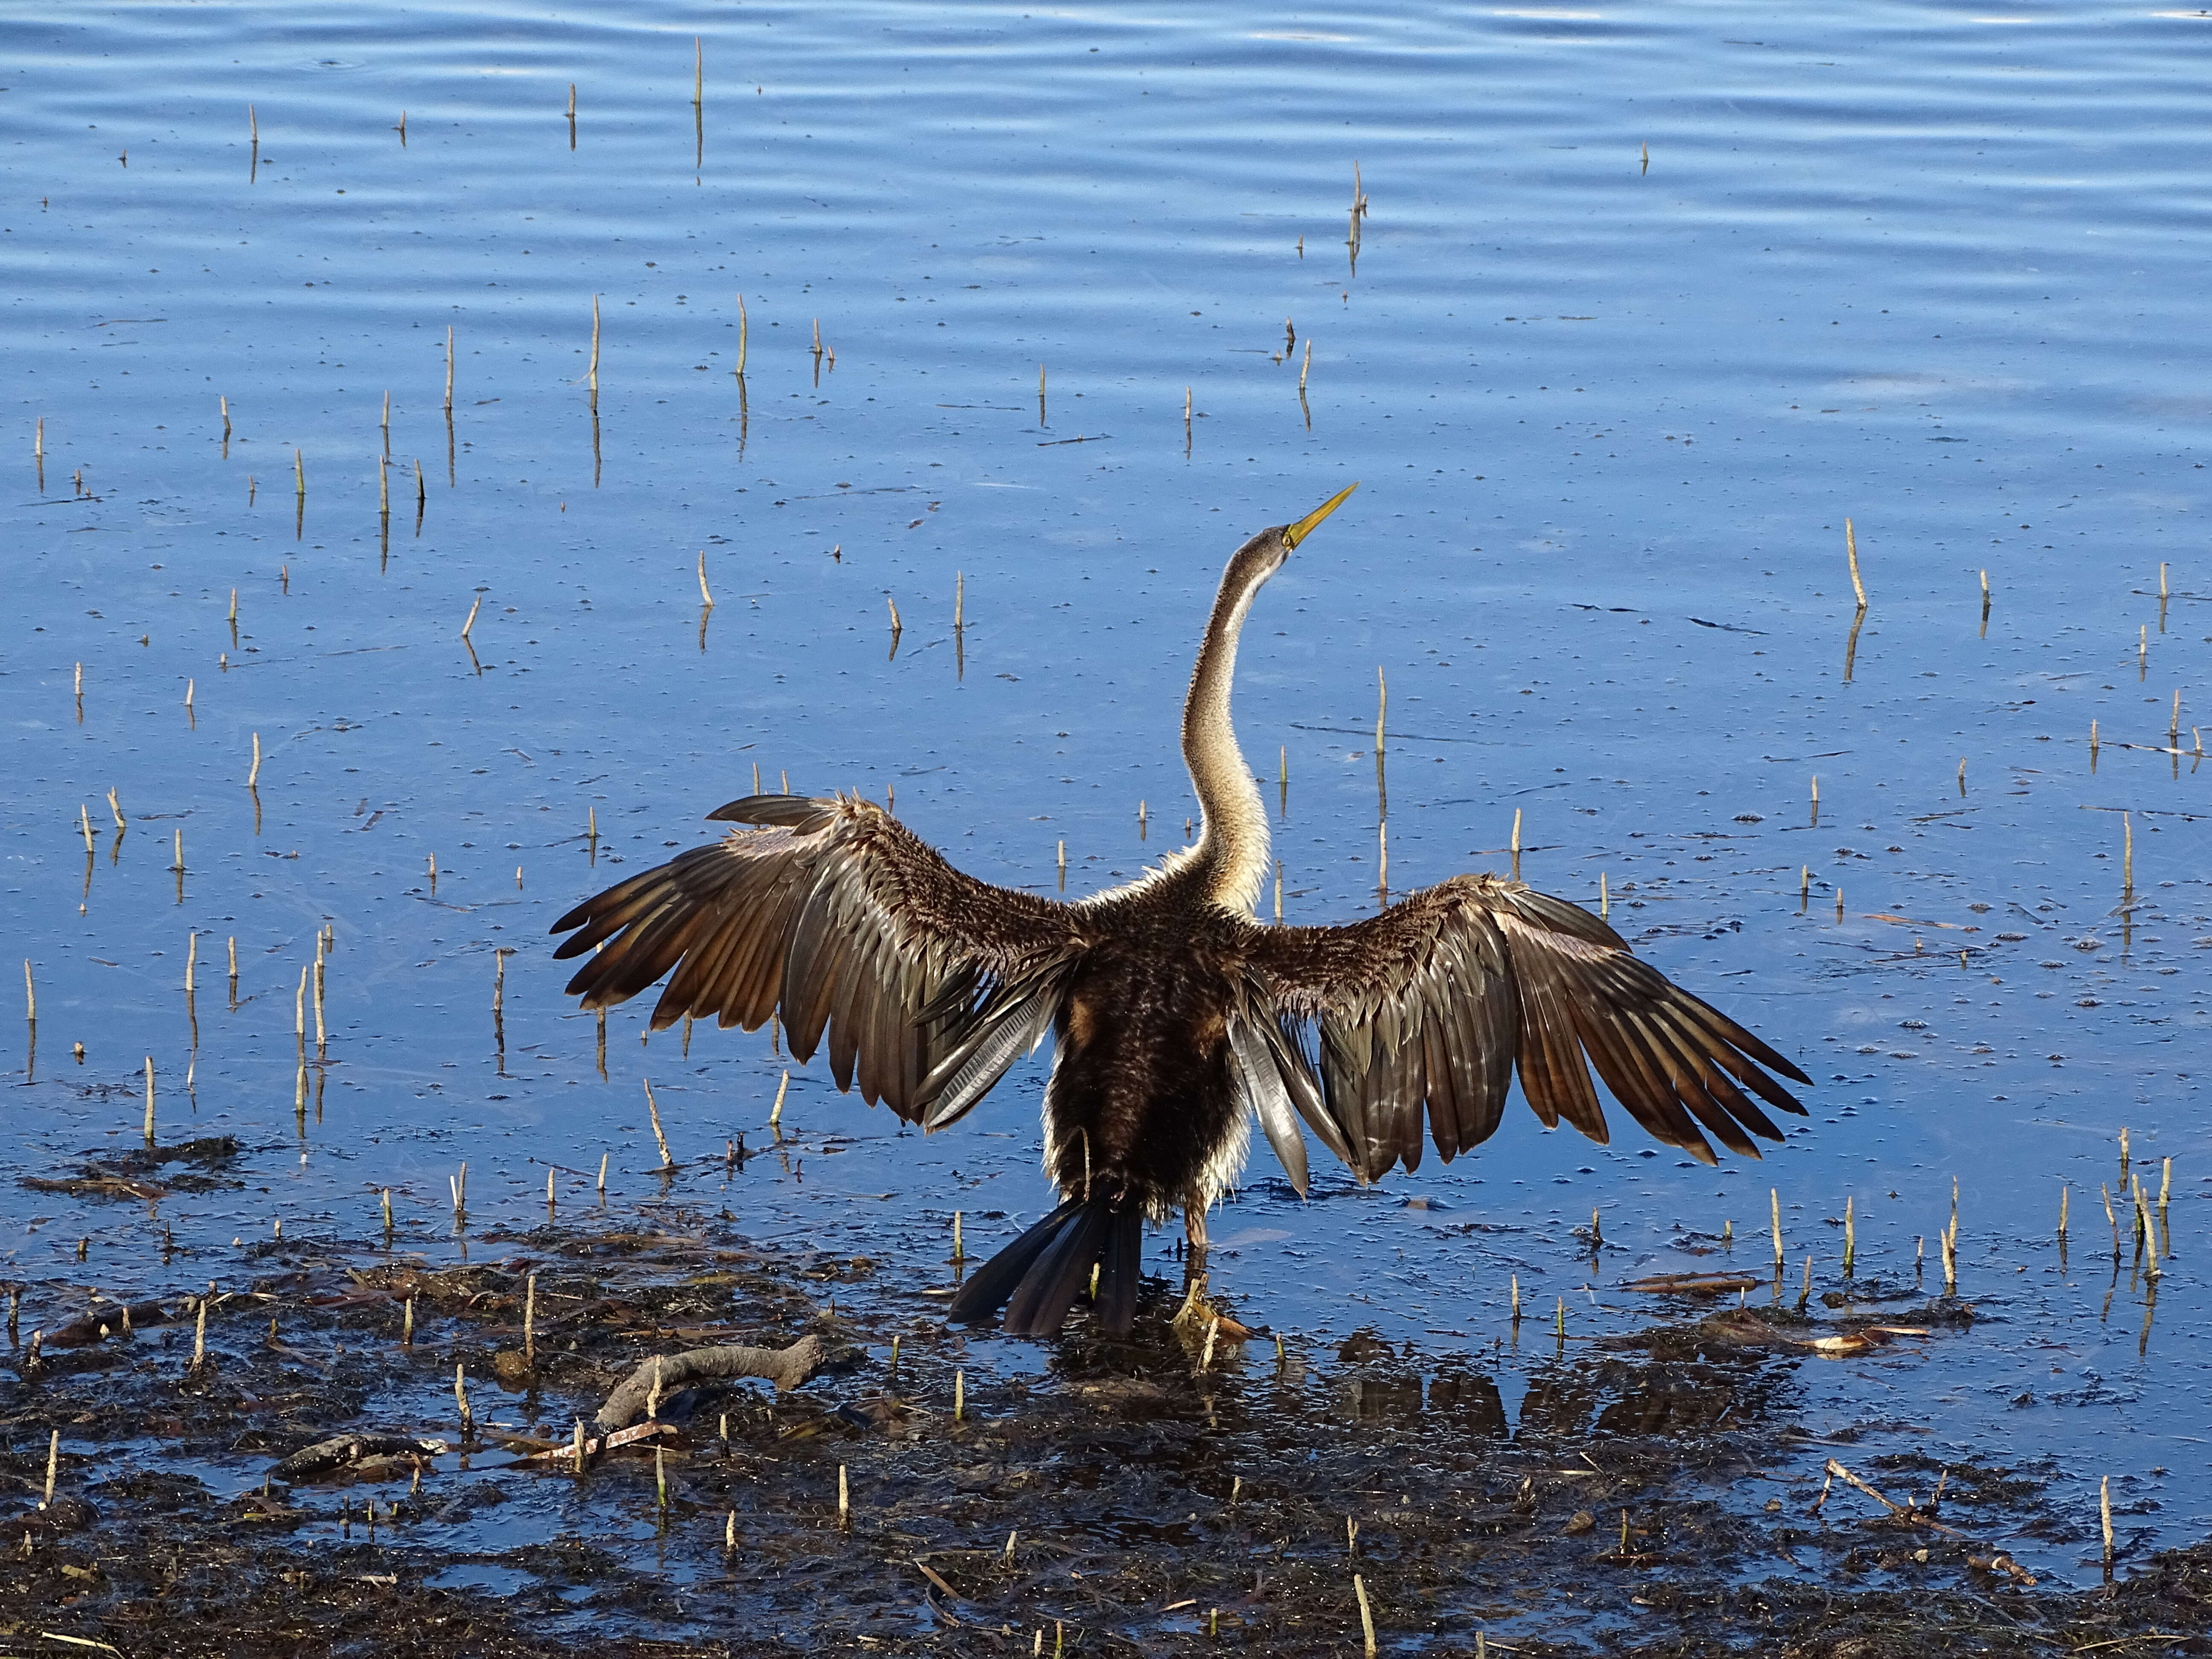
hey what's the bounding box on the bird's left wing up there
[1243,876,1810,1182]
[550,794,1085,1128]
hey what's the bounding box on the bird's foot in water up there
[1172,1271,1258,1354]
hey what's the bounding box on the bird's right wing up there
[1244,875,1810,1182]
[550,794,1085,1129]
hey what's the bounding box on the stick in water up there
[644,1079,674,1167]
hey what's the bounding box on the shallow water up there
[4,0,2209,1606]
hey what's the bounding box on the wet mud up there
[8,1196,2208,1657]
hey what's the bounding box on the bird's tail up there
[947,1198,1143,1337]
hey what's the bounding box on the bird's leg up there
[1183,1198,1210,1259]
[1181,1202,1212,1305]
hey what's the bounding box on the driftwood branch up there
[595,1336,827,1430]
[1622,1272,1762,1296]
[271,1432,448,1481]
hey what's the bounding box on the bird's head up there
[1226,481,1360,591]
[1281,481,1359,555]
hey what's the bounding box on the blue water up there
[4,0,2208,1592]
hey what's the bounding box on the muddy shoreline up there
[7,1181,2207,1658]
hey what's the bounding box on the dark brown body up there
[1044,896,1249,1222]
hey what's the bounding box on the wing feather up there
[1578,1002,1715,1162]
[919,975,1066,1131]
[1682,1045,1785,1146]
[1228,1016,1310,1197]
[782,889,847,1063]
[582,894,712,1008]
[717,872,812,1029]
[551,794,1083,1127]
[1436,929,1513,1157]
[1632,1008,1762,1160]
[1391,1024,1428,1174]
[1318,1023,1372,1172]
[549,862,691,957]
[1246,872,1807,1182]
[826,938,864,1094]
[653,894,750,1028]
[1272,1015,1352,1168]
[1509,930,1607,1140]
[1420,1000,1460,1162]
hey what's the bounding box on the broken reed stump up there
[594,1335,828,1430]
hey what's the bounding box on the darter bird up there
[550,483,1810,1336]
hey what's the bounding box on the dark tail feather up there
[946,1199,1082,1327]
[1095,1205,1142,1336]
[1002,1202,1110,1335]
[946,1199,1143,1337]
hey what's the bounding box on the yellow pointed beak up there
[1282,481,1359,549]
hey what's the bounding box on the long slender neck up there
[1181,552,1272,913]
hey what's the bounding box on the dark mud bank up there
[6,1203,2208,1657]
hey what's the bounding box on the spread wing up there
[1243,876,1810,1182]
[550,794,1084,1129]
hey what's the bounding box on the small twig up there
[517,1418,677,1465]
[1822,1458,1969,1539]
